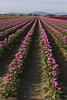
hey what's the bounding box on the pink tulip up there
[58,87,61,91]
[5,81,9,85]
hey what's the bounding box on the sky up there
[0,0,67,14]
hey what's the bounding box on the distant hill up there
[54,12,67,16]
[7,11,48,15]
[6,11,67,16]
[32,11,48,15]
[7,12,20,14]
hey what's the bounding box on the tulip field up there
[0,16,67,100]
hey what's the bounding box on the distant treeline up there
[0,13,67,17]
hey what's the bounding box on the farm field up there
[47,16,67,20]
[0,16,67,100]
[0,16,29,19]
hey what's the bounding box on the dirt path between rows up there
[11,21,53,100]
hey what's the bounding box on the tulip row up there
[4,19,37,96]
[42,17,67,34]
[0,19,35,48]
[45,17,67,29]
[48,16,67,21]
[0,19,35,61]
[0,17,33,31]
[39,19,61,98]
[0,18,33,37]
[40,18,67,49]
[0,18,25,30]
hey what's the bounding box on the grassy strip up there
[0,16,29,19]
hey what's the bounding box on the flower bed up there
[0,19,35,48]
[0,19,35,61]
[0,18,33,40]
[39,19,61,99]
[0,17,34,31]
[4,19,37,97]
[40,18,67,49]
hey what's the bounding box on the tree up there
[19,14,23,16]
[27,13,32,16]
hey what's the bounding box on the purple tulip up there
[11,82,13,85]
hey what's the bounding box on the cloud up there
[0,0,67,13]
